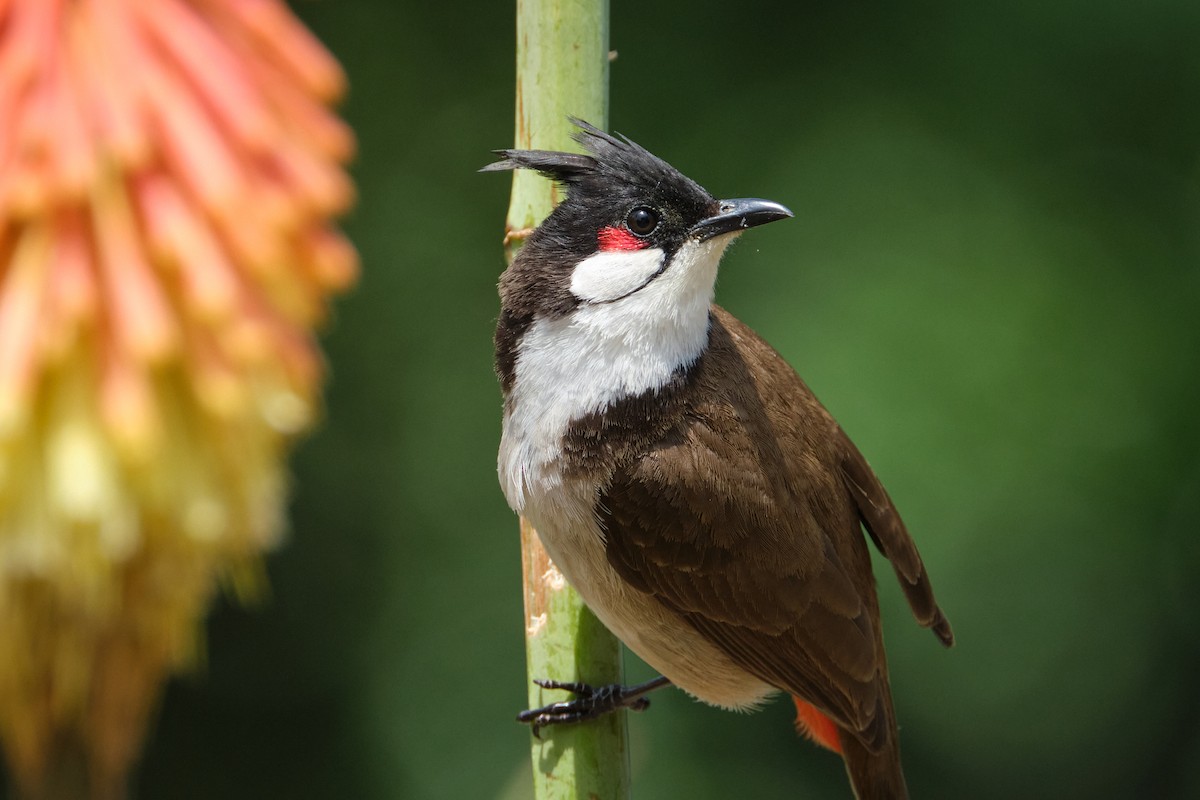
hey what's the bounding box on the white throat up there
[499,234,736,511]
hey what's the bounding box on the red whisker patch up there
[598,226,645,252]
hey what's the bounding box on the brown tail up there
[838,725,908,800]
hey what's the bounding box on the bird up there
[483,119,953,800]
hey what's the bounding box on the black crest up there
[480,119,709,201]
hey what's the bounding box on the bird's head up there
[483,119,792,322]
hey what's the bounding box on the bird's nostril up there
[720,203,734,213]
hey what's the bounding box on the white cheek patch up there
[569,248,665,303]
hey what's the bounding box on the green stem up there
[502,3,626,799]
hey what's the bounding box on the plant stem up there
[501,2,626,798]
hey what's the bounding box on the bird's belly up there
[524,481,775,711]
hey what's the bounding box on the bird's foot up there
[517,676,670,738]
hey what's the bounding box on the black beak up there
[690,198,793,242]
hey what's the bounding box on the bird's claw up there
[518,679,652,738]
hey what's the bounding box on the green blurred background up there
[18,1,1200,797]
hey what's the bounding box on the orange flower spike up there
[0,1,356,793]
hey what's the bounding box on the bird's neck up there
[505,237,727,408]
[505,235,729,399]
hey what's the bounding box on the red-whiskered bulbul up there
[484,120,953,800]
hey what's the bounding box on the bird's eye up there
[626,206,660,236]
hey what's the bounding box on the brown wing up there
[596,310,879,745]
[598,308,951,750]
[602,459,891,748]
